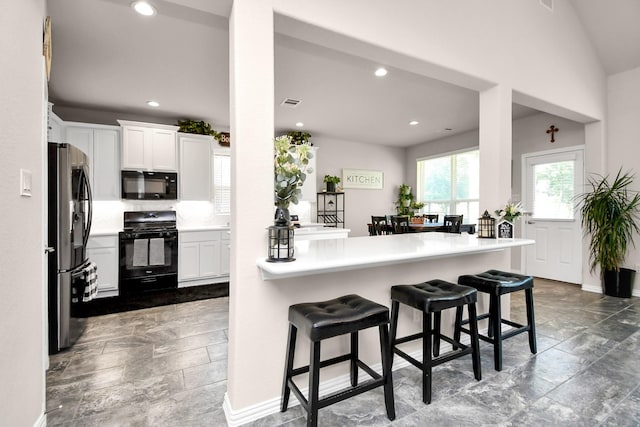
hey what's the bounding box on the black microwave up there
[121,171,178,200]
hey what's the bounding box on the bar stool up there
[281,294,395,427]
[456,269,537,371]
[389,279,481,404]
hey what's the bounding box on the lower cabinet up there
[87,235,119,298]
[179,230,230,287]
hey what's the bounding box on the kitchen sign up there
[342,169,384,190]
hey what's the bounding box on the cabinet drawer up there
[87,235,117,249]
[179,230,220,243]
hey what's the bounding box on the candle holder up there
[267,224,295,262]
[477,210,496,238]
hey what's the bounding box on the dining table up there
[367,222,476,235]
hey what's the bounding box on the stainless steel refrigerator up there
[47,142,93,354]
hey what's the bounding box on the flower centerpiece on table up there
[494,201,523,223]
[274,135,313,224]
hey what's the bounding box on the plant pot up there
[326,182,336,193]
[602,268,635,298]
[402,199,411,207]
[274,207,290,226]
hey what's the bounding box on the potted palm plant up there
[578,169,640,297]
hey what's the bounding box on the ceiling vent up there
[540,0,553,12]
[280,98,301,108]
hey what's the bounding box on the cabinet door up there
[220,233,230,275]
[199,240,220,277]
[66,126,94,182]
[48,113,64,143]
[151,129,177,171]
[87,247,118,294]
[121,126,150,170]
[179,135,211,200]
[93,129,120,200]
[179,241,200,281]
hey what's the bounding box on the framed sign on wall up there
[342,169,384,190]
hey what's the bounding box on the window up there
[213,152,231,214]
[416,149,479,221]
[531,160,575,220]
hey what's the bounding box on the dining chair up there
[424,214,439,223]
[390,215,410,234]
[371,216,390,236]
[441,215,463,233]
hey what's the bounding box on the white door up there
[523,147,583,283]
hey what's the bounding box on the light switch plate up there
[20,169,32,197]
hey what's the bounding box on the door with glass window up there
[523,148,583,283]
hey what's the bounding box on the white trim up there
[34,412,46,427]
[415,146,479,162]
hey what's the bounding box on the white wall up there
[607,66,640,273]
[226,0,608,417]
[0,0,47,425]
[313,136,404,236]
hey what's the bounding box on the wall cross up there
[546,125,559,143]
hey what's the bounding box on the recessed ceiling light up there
[374,67,388,77]
[409,120,419,126]
[295,122,304,127]
[146,100,159,107]
[132,1,156,16]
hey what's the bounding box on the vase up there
[326,182,336,192]
[274,206,290,226]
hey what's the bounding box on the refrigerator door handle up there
[80,164,93,247]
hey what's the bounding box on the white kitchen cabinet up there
[178,133,212,200]
[178,229,229,287]
[119,120,179,171]
[220,231,230,275]
[47,103,64,143]
[65,123,120,200]
[87,235,119,298]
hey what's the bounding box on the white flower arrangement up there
[495,201,523,223]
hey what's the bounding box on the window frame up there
[416,147,480,218]
[212,148,231,215]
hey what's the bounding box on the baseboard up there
[223,333,477,426]
[34,412,46,427]
[581,283,640,297]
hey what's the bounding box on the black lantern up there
[267,224,295,262]
[477,210,496,238]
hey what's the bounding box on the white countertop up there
[257,232,534,280]
[294,226,350,235]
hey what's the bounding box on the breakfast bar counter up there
[257,232,534,280]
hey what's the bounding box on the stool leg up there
[378,324,396,421]
[422,311,433,404]
[389,300,400,367]
[467,303,481,381]
[308,340,321,427]
[350,332,359,387]
[281,323,297,412]
[525,288,537,354]
[487,297,494,338]
[433,311,441,357]
[453,305,463,350]
[491,294,503,371]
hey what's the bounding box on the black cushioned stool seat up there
[389,280,481,404]
[457,269,537,371]
[281,294,395,427]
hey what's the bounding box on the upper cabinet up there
[178,133,212,201]
[118,120,179,171]
[65,123,121,200]
[47,103,64,143]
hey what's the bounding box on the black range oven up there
[119,211,178,296]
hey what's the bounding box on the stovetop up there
[123,210,177,231]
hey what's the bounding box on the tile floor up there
[46,279,639,426]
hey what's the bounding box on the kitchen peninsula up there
[257,232,534,280]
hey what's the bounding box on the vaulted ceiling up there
[47,0,640,147]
